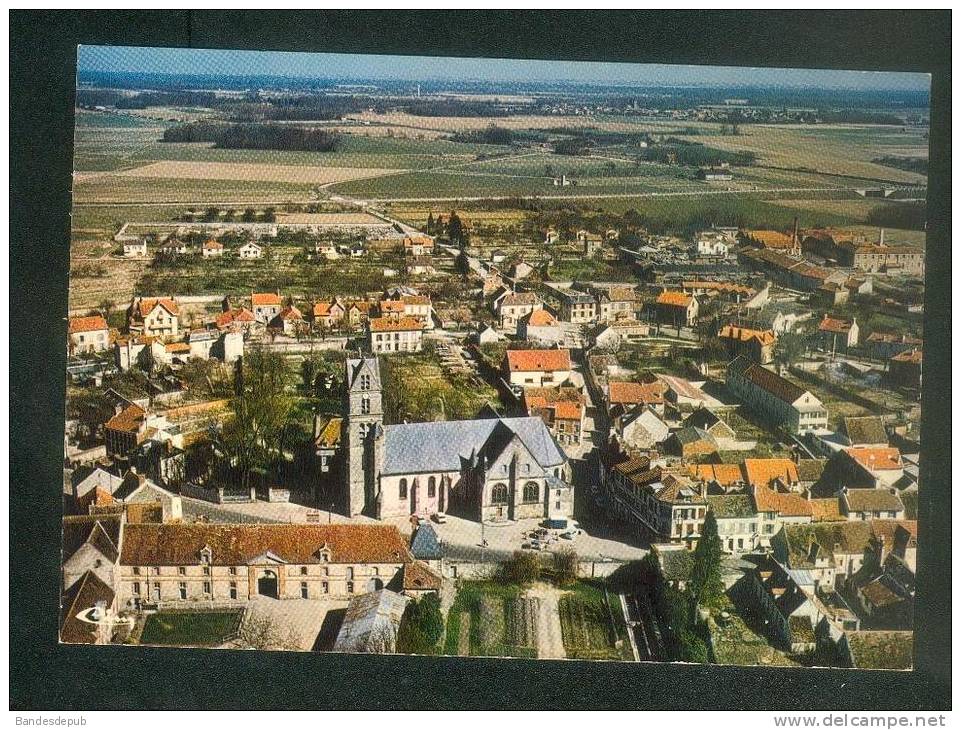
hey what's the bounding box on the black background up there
[10,10,951,711]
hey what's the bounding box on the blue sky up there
[77,45,930,91]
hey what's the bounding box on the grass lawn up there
[139,609,244,647]
[443,581,537,658]
[558,580,634,661]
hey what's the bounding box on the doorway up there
[257,569,278,598]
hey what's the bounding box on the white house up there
[237,242,263,259]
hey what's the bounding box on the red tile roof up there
[818,315,854,333]
[369,316,423,332]
[505,349,571,372]
[608,380,667,405]
[891,349,922,364]
[119,523,413,566]
[216,307,256,328]
[251,293,282,306]
[104,404,146,434]
[845,447,903,471]
[718,324,776,345]
[68,315,108,334]
[753,484,813,517]
[276,305,304,321]
[656,291,693,307]
[526,309,557,326]
[138,298,179,317]
[743,458,800,488]
[202,239,223,249]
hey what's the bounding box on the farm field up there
[443,581,538,658]
[115,160,406,186]
[558,581,634,661]
[138,609,244,647]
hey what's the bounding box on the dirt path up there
[526,582,566,660]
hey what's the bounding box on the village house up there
[692,229,735,257]
[740,227,801,257]
[201,239,224,258]
[251,292,283,324]
[819,446,906,491]
[717,324,777,364]
[591,321,650,349]
[683,406,737,442]
[558,288,597,324]
[237,241,263,259]
[269,305,305,337]
[126,297,180,340]
[577,229,604,256]
[866,331,923,360]
[68,315,110,355]
[840,488,906,521]
[314,240,340,260]
[655,290,698,328]
[123,239,148,258]
[215,307,259,335]
[706,494,762,554]
[888,349,922,390]
[726,356,829,434]
[837,416,889,449]
[115,522,436,607]
[517,308,563,345]
[594,285,636,323]
[615,407,670,451]
[663,426,719,459]
[522,386,586,448]
[817,314,860,352]
[738,247,836,292]
[342,357,572,522]
[382,291,434,330]
[607,379,668,416]
[403,235,435,257]
[311,299,347,329]
[504,349,572,389]
[495,291,542,333]
[157,239,191,256]
[406,255,436,276]
[367,316,424,354]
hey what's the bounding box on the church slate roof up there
[410,524,443,561]
[380,416,566,476]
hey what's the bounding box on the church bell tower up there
[344,357,383,516]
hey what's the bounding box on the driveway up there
[526,582,566,660]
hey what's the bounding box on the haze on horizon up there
[78,45,930,93]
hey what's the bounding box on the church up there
[344,357,574,522]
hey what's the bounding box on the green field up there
[558,581,634,661]
[443,581,538,658]
[139,610,244,646]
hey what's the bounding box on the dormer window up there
[315,544,332,563]
[200,545,213,564]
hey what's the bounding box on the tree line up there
[162,122,342,152]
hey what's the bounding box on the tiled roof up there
[688,463,744,487]
[60,571,115,645]
[62,514,122,563]
[656,291,693,307]
[505,349,571,372]
[402,561,443,591]
[718,324,776,345]
[251,292,282,306]
[753,484,813,517]
[104,404,146,434]
[744,458,800,488]
[501,292,540,307]
[614,456,653,477]
[523,386,584,423]
[841,417,888,447]
[276,305,304,321]
[525,309,557,326]
[818,315,854,333]
[202,239,223,249]
[216,307,256,328]
[164,342,191,354]
[380,300,406,313]
[68,315,109,334]
[842,488,904,513]
[891,349,922,364]
[138,298,179,317]
[847,631,914,670]
[669,426,717,447]
[369,316,423,332]
[120,523,413,566]
[743,229,795,249]
[796,458,827,483]
[608,380,667,405]
[845,447,903,471]
[401,294,431,305]
[809,497,844,522]
[728,356,807,405]
[707,494,755,518]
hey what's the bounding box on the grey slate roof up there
[410,524,443,561]
[381,416,566,476]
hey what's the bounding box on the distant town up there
[63,51,925,669]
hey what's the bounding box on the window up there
[132,583,140,596]
[301,582,309,599]
[179,583,187,600]
[229,582,237,600]
[178,567,186,576]
[300,566,308,576]
[347,582,354,594]
[153,583,160,601]
[523,482,539,503]
[373,567,380,577]
[203,581,211,596]
[399,478,408,500]
[347,567,354,580]
[133,567,141,576]
[229,567,237,576]
[322,582,329,594]
[361,396,371,414]
[428,476,436,498]
[555,501,561,510]
[491,483,509,505]
[360,374,371,390]
[203,566,210,576]
[152,567,160,576]
[322,566,329,577]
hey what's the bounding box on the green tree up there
[774,331,808,374]
[204,206,220,222]
[553,547,578,587]
[426,211,435,235]
[447,210,465,247]
[396,593,445,655]
[68,390,115,444]
[689,511,724,608]
[501,551,541,585]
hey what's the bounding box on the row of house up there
[124,238,264,260]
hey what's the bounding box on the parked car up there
[432,512,448,524]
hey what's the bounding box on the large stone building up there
[367,316,424,353]
[115,522,433,607]
[726,356,829,434]
[344,357,572,523]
